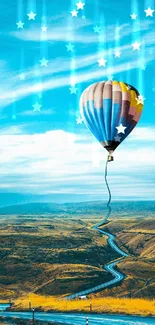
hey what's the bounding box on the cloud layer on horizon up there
[0,126,154,200]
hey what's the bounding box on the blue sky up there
[0,0,155,206]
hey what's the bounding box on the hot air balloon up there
[80,81,143,162]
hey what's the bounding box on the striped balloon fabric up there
[80,80,144,154]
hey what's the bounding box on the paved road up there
[66,219,128,299]
[0,311,154,325]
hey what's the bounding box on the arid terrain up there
[0,209,154,301]
[94,218,155,298]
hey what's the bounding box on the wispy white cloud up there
[0,127,154,199]
[129,127,155,141]
[10,20,153,44]
[0,45,154,110]
[19,108,55,116]
[0,17,154,111]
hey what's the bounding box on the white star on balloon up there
[97,58,107,67]
[41,26,48,32]
[116,123,127,134]
[71,10,78,17]
[114,50,121,57]
[19,73,25,80]
[132,41,141,51]
[130,13,137,19]
[76,1,85,10]
[27,11,37,20]
[114,135,121,142]
[144,7,154,17]
[16,20,24,28]
[39,57,49,67]
[33,102,42,112]
[136,95,145,105]
[76,117,83,124]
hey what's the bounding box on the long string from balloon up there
[104,155,112,221]
[93,155,112,229]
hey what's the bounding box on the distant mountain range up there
[0,200,154,216]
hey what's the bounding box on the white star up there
[136,95,145,105]
[27,11,37,20]
[130,13,137,20]
[93,25,101,33]
[71,10,78,17]
[107,74,114,80]
[19,73,25,80]
[114,135,121,142]
[76,117,83,124]
[116,123,127,134]
[69,86,78,94]
[97,57,107,67]
[114,50,121,57]
[39,57,49,67]
[144,7,154,17]
[41,26,48,32]
[132,41,141,51]
[66,43,74,52]
[16,20,24,29]
[76,1,85,10]
[32,102,42,112]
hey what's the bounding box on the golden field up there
[12,293,155,316]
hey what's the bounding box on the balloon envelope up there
[80,81,143,153]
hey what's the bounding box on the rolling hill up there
[0,213,154,300]
[0,200,154,217]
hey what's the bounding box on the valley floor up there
[0,214,155,316]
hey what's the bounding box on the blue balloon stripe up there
[81,103,101,141]
[111,103,122,140]
[87,100,104,142]
[83,101,97,132]
[93,106,107,143]
[102,99,112,141]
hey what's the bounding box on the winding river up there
[66,159,129,299]
[66,218,128,299]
